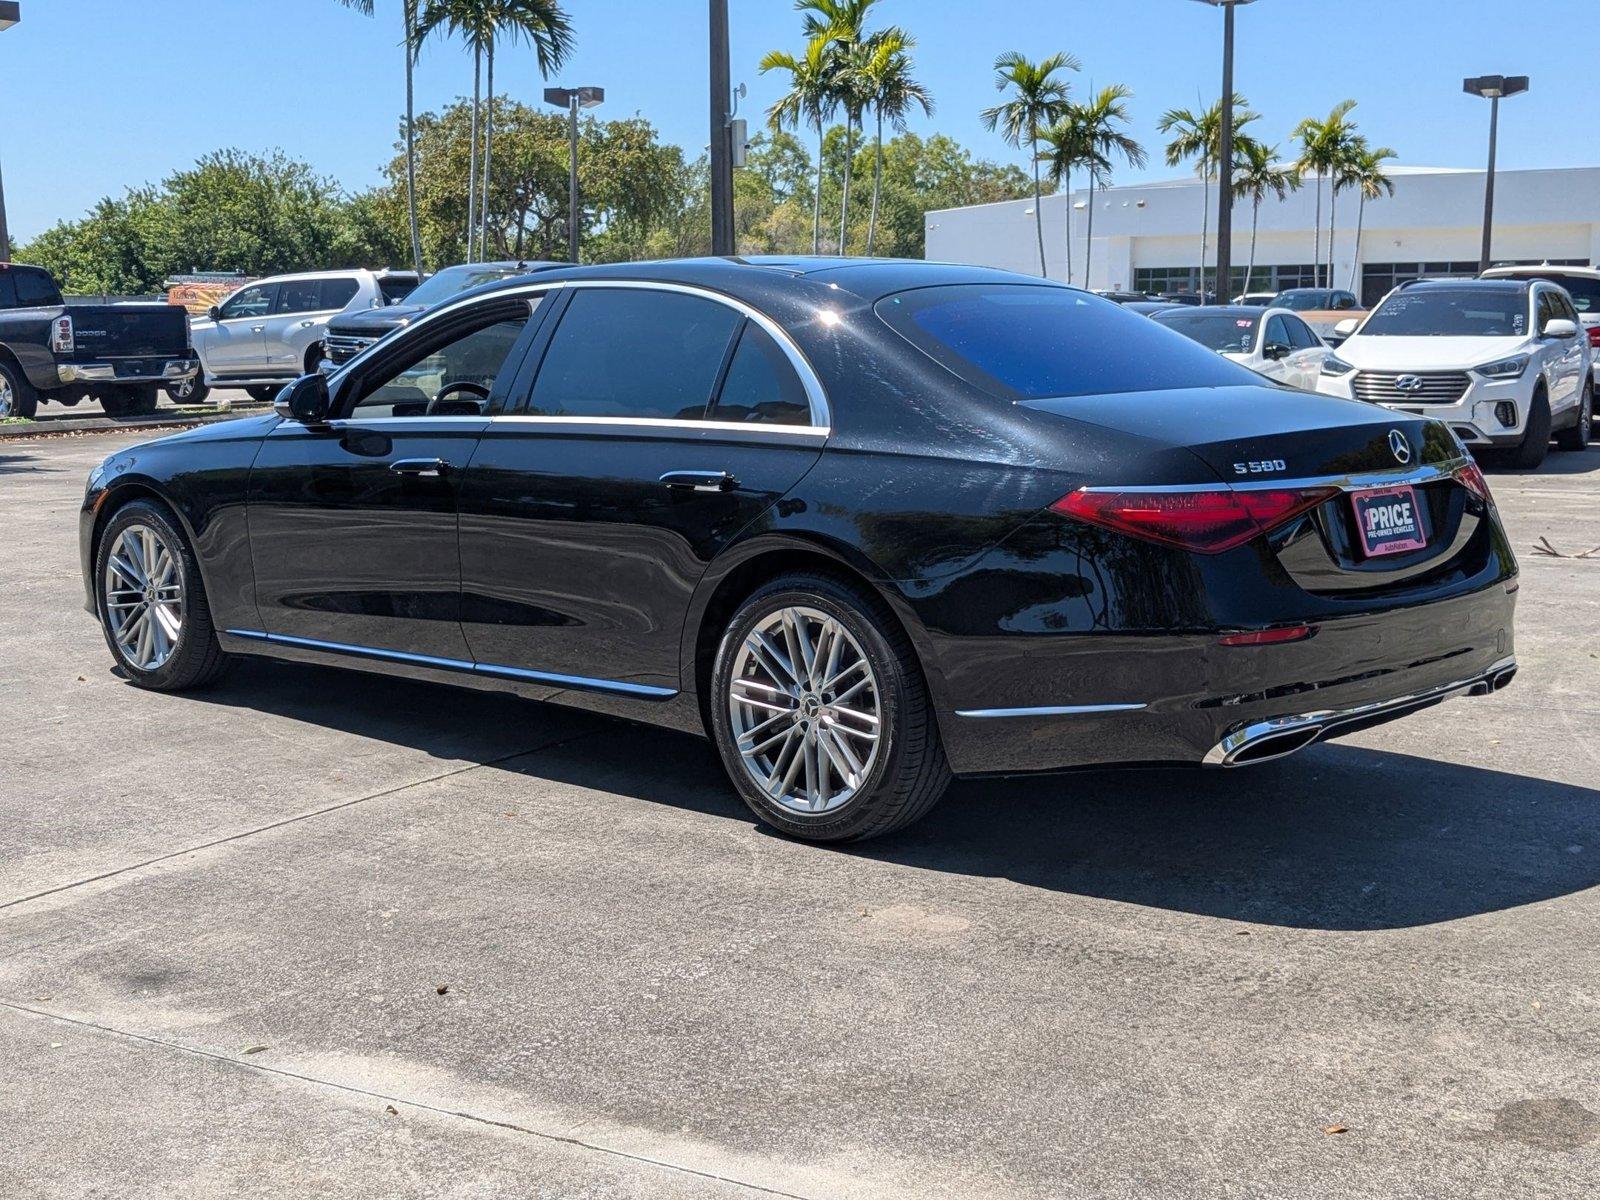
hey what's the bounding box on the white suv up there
[175,268,417,404]
[1317,277,1592,467]
[1480,264,1600,391]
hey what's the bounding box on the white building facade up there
[925,165,1600,306]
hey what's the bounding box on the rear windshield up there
[378,275,419,304]
[875,284,1259,399]
[1153,309,1259,352]
[1360,287,1528,337]
[405,265,521,308]
[1497,273,1600,314]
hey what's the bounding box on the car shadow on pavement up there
[191,658,1600,934]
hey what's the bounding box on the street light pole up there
[0,2,21,262]
[543,85,604,264]
[1464,75,1529,274]
[1194,0,1254,304]
[709,0,735,255]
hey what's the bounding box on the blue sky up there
[0,0,1588,241]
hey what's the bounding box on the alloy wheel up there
[0,373,13,418]
[727,605,882,815]
[103,524,185,671]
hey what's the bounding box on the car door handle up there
[390,457,451,478]
[299,320,316,328]
[660,470,738,493]
[251,325,265,333]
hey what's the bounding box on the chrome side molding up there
[954,702,1148,718]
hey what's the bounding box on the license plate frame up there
[1349,484,1428,558]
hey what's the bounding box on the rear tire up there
[0,358,38,419]
[94,499,229,691]
[1508,388,1551,469]
[1555,382,1592,452]
[164,373,210,406]
[99,385,159,418]
[709,572,951,843]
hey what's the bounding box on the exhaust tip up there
[1227,725,1323,766]
[1491,666,1517,691]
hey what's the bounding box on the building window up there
[1133,264,1318,298]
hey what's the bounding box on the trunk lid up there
[68,303,189,361]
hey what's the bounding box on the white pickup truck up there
[177,268,417,403]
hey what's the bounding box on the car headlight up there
[1474,355,1529,380]
[1320,355,1355,377]
[86,460,108,492]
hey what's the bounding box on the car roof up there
[1399,277,1529,292]
[1483,264,1600,281]
[249,267,418,285]
[453,256,1070,308]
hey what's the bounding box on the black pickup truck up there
[0,263,197,419]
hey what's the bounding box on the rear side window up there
[321,277,360,310]
[527,288,742,420]
[710,324,811,426]
[0,272,17,308]
[276,279,325,314]
[876,284,1258,400]
[13,267,62,307]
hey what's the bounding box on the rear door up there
[262,277,358,373]
[1258,315,1293,382]
[456,284,827,696]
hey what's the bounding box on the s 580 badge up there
[1233,459,1287,475]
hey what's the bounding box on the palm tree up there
[860,33,932,255]
[1035,113,1095,284]
[1160,95,1256,299]
[1344,140,1397,293]
[416,0,574,261]
[1076,84,1145,288]
[761,38,837,255]
[338,0,425,278]
[1291,98,1357,288]
[980,50,1080,277]
[798,1,888,254]
[1232,139,1295,294]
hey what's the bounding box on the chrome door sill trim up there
[224,629,677,699]
[954,702,1147,718]
[1202,655,1516,767]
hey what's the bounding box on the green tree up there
[1232,138,1295,294]
[1075,85,1144,289]
[1035,112,1095,284]
[860,31,932,255]
[336,0,426,277]
[980,50,1079,277]
[1159,95,1257,295]
[1343,139,1396,292]
[761,38,837,254]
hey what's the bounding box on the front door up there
[205,281,277,374]
[245,298,542,660]
[457,286,826,695]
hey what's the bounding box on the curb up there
[0,406,271,440]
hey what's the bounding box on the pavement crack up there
[0,728,605,914]
[0,1000,813,1199]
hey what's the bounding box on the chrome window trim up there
[224,629,677,699]
[1077,458,1470,496]
[955,702,1148,718]
[325,277,832,431]
[489,415,829,439]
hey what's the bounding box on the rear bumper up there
[937,581,1517,776]
[58,358,198,386]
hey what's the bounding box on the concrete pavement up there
[2,429,1597,1198]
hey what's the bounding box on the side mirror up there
[208,305,222,322]
[1542,318,1578,339]
[274,373,331,425]
[1333,318,1360,338]
[1263,342,1290,361]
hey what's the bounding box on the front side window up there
[1153,308,1259,353]
[1264,316,1291,352]
[1359,287,1529,337]
[711,324,811,425]
[1286,316,1320,349]
[878,284,1258,400]
[350,307,533,418]
[527,288,742,420]
[220,283,276,320]
[13,268,62,307]
[276,279,324,314]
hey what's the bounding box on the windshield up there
[406,265,523,308]
[1153,309,1259,353]
[1359,287,1529,337]
[1274,290,1330,312]
[875,284,1259,399]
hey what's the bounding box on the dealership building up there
[924,165,1600,305]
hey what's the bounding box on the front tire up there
[0,357,38,419]
[1508,388,1551,469]
[94,499,229,691]
[709,572,951,843]
[164,373,210,406]
[1555,382,1592,452]
[245,385,281,404]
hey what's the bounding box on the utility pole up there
[1214,2,1236,302]
[709,0,735,255]
[0,2,20,262]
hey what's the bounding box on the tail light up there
[1052,486,1339,554]
[50,314,74,354]
[1454,459,1494,504]
[1586,325,1600,351]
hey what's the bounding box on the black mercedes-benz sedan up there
[80,257,1518,842]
